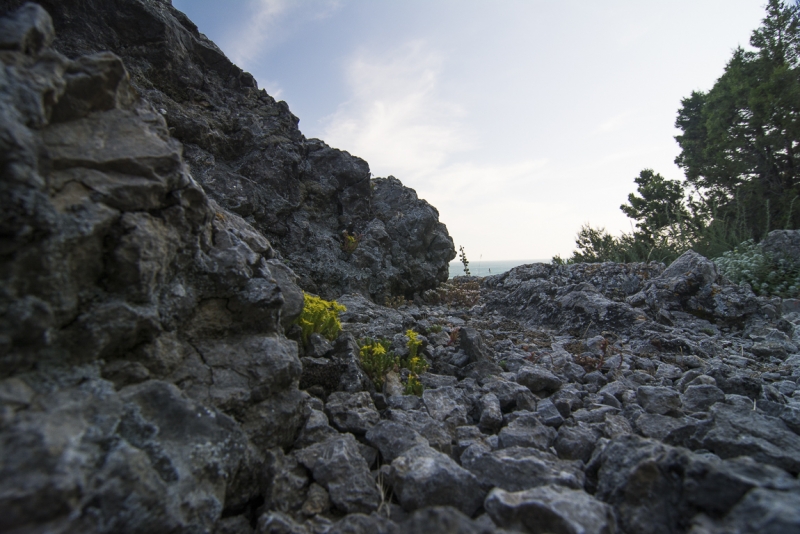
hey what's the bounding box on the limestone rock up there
[387,444,485,516]
[485,485,617,534]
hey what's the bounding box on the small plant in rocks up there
[341,230,362,253]
[437,279,481,307]
[358,338,398,389]
[384,294,407,308]
[295,293,346,345]
[714,240,800,297]
[400,330,429,396]
[458,245,471,276]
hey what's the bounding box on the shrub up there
[437,279,480,307]
[714,240,800,297]
[295,293,346,345]
[383,294,407,308]
[358,338,398,389]
[399,330,429,396]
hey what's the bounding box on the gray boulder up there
[696,403,800,474]
[516,366,562,396]
[324,391,380,435]
[484,485,617,534]
[364,420,429,463]
[498,412,557,450]
[387,444,485,516]
[461,444,585,492]
[399,506,495,534]
[596,434,800,534]
[295,435,381,514]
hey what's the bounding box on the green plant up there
[458,245,471,276]
[295,292,346,345]
[384,295,407,308]
[406,330,422,359]
[437,279,481,307]
[399,330,429,396]
[427,324,443,334]
[341,230,362,253]
[358,338,398,389]
[714,240,800,297]
[403,374,424,396]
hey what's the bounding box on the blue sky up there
[173,0,767,260]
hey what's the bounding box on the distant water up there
[448,259,549,279]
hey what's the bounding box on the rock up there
[399,506,493,534]
[387,444,485,516]
[696,403,800,474]
[364,420,429,463]
[294,408,339,449]
[459,328,491,362]
[534,397,565,428]
[263,448,310,514]
[256,511,310,534]
[0,2,53,54]
[478,392,503,433]
[306,333,333,358]
[516,366,562,396]
[637,385,682,416]
[325,391,380,435]
[295,435,381,514]
[386,408,453,454]
[330,513,400,534]
[682,384,726,413]
[422,386,472,425]
[482,377,533,410]
[596,434,800,534]
[554,422,600,462]
[761,229,800,264]
[461,444,585,491]
[635,413,700,441]
[484,485,617,534]
[718,487,800,534]
[498,412,557,451]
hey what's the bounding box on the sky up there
[172,0,768,260]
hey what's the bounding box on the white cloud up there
[321,41,475,179]
[222,0,342,89]
[225,0,291,66]
[594,111,633,134]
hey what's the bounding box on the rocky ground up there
[2,2,800,534]
[289,250,800,534]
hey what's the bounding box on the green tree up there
[620,169,692,245]
[674,0,800,240]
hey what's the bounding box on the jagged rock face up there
[0,4,307,531]
[0,0,455,301]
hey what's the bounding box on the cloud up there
[594,110,634,134]
[223,0,342,67]
[225,0,291,66]
[320,40,564,258]
[320,41,475,179]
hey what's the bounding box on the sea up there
[448,259,549,279]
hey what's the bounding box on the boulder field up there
[1,2,800,534]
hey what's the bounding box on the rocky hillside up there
[0,0,455,302]
[2,3,800,534]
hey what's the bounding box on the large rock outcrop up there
[0,0,455,302]
[0,4,307,531]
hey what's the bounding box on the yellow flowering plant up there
[357,338,397,389]
[295,292,346,345]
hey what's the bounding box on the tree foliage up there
[562,0,800,265]
[675,0,800,239]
